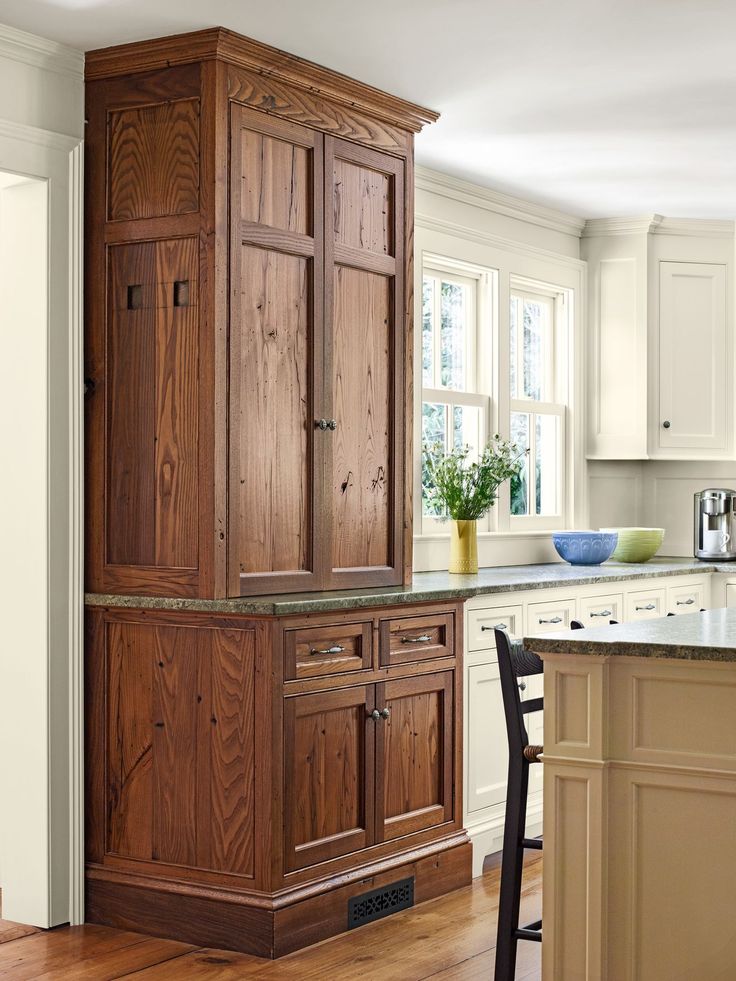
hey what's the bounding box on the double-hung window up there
[420,260,490,528]
[508,278,568,528]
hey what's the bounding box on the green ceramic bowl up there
[599,527,665,563]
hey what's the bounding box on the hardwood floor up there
[0,855,541,979]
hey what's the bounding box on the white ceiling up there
[4,0,736,219]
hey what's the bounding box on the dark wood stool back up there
[493,628,544,980]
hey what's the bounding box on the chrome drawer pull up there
[401,634,431,644]
[636,603,656,611]
[590,610,613,618]
[309,645,345,656]
[481,623,508,631]
[677,598,695,606]
[539,616,563,625]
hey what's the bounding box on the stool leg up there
[494,756,530,981]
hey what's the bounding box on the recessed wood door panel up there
[283,685,375,870]
[377,672,454,841]
[325,137,404,588]
[229,105,324,595]
[108,98,200,221]
[105,620,256,878]
[333,158,392,255]
[107,238,198,571]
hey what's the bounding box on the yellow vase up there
[449,519,478,574]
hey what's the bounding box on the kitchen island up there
[526,609,736,981]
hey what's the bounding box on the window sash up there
[423,267,478,393]
[509,400,566,529]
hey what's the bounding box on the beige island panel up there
[526,607,736,981]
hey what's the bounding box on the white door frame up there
[0,117,84,927]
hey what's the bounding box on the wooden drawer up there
[578,592,624,625]
[379,612,454,667]
[626,587,666,621]
[526,598,577,634]
[667,582,706,615]
[467,604,523,653]
[284,621,373,680]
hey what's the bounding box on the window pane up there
[522,298,546,400]
[422,401,448,517]
[453,404,481,454]
[422,275,435,387]
[535,414,559,516]
[510,411,530,516]
[440,279,468,390]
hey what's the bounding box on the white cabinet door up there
[466,661,509,814]
[657,261,728,455]
[666,581,707,614]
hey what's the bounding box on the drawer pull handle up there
[590,610,613,618]
[677,598,695,606]
[539,616,563,625]
[482,623,507,631]
[310,645,345,656]
[636,603,656,611]
[401,634,431,644]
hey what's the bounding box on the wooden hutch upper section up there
[84,28,438,600]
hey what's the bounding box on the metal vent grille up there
[348,876,415,929]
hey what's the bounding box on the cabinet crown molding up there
[0,22,83,79]
[84,26,438,133]
[415,166,585,238]
[583,214,735,239]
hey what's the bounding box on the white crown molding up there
[653,216,735,238]
[583,214,735,239]
[0,22,83,79]
[582,215,664,237]
[415,165,585,239]
[415,212,587,270]
[0,117,80,154]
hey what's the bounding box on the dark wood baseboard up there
[86,836,472,959]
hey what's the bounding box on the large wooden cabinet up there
[85,28,434,598]
[86,601,469,957]
[84,28,469,960]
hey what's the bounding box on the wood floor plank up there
[28,937,196,980]
[0,925,167,979]
[0,921,40,946]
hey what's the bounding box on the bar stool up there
[493,628,544,981]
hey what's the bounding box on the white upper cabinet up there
[584,218,734,460]
[655,261,728,455]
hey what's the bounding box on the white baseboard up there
[466,798,544,878]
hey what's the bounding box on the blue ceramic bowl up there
[552,531,618,566]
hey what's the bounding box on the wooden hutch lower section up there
[85,600,471,957]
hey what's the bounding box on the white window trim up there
[412,219,587,572]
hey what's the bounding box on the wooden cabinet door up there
[657,261,728,455]
[100,619,257,880]
[377,672,454,842]
[324,137,405,589]
[283,685,375,871]
[228,105,325,595]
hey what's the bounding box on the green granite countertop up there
[85,557,721,617]
[526,606,736,662]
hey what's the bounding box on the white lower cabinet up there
[463,573,711,876]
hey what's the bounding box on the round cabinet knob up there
[518,680,527,692]
[328,419,337,431]
[316,419,329,431]
[380,708,391,720]
[370,709,381,721]
[662,420,671,429]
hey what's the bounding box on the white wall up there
[0,23,83,927]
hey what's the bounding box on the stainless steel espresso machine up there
[694,488,736,560]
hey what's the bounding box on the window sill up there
[415,529,560,543]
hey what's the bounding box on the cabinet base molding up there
[466,800,543,878]
[85,835,471,958]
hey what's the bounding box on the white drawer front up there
[578,592,624,625]
[467,604,523,653]
[466,661,509,813]
[527,598,577,634]
[667,582,706,615]
[626,587,666,621]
